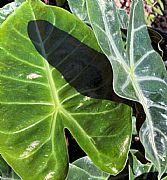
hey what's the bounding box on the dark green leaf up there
[0,155,20,180]
[86,0,167,177]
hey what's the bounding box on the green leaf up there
[117,8,129,29]
[0,155,21,180]
[0,0,26,25]
[15,0,26,5]
[86,0,167,178]
[67,0,129,27]
[0,0,132,178]
[162,175,167,180]
[67,156,110,180]
[0,155,10,177]
[67,0,89,23]
[132,116,137,135]
[0,3,18,25]
[129,150,167,180]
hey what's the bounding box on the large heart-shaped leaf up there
[0,0,132,178]
[86,0,167,177]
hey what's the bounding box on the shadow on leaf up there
[28,20,132,105]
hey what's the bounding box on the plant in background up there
[145,0,164,25]
[0,0,25,24]
[85,0,167,179]
[0,0,132,179]
[114,0,164,25]
[0,0,167,179]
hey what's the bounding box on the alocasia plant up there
[67,0,129,29]
[86,0,167,178]
[0,154,110,179]
[0,0,132,179]
[0,0,167,179]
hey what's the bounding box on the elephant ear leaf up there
[0,0,132,179]
[86,0,167,178]
[67,0,129,27]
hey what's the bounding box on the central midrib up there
[30,4,61,159]
[128,1,160,168]
[129,74,160,167]
[43,60,60,107]
[30,7,60,108]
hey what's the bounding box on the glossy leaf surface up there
[117,8,129,29]
[15,0,26,4]
[0,0,26,25]
[67,156,110,180]
[0,2,18,25]
[67,0,129,27]
[86,0,167,177]
[67,0,89,23]
[129,150,167,180]
[0,0,132,178]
